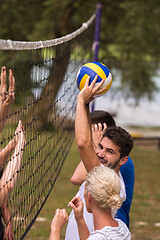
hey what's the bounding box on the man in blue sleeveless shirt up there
[116,156,134,228]
[69,110,134,229]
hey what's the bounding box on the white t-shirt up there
[65,172,126,240]
[87,218,131,240]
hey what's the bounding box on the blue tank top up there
[116,156,135,228]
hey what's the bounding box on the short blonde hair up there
[85,166,122,211]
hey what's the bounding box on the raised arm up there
[0,66,15,133]
[75,76,105,172]
[91,122,107,148]
[0,120,26,207]
[0,139,16,169]
[71,123,107,185]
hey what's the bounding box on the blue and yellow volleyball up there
[76,62,112,97]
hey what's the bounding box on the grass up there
[25,140,80,240]
[128,125,160,132]
[23,139,160,240]
[129,145,160,240]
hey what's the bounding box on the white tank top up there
[87,218,131,240]
[65,172,126,240]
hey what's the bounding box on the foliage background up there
[0,0,160,101]
[0,1,160,239]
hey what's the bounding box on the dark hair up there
[90,110,116,128]
[103,126,133,158]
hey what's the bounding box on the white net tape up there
[0,14,95,50]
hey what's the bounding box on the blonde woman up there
[49,166,131,240]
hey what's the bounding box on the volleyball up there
[76,62,112,97]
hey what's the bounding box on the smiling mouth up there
[98,158,108,165]
[96,154,108,165]
[100,160,108,164]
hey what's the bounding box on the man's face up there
[95,137,121,170]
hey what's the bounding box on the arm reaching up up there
[71,122,107,185]
[75,76,106,172]
[0,66,15,133]
[91,123,107,149]
[0,120,26,207]
[0,138,17,170]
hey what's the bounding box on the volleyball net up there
[0,14,95,239]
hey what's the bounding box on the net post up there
[91,3,102,112]
[158,138,160,150]
[93,3,102,62]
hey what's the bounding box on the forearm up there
[1,200,13,239]
[71,161,87,185]
[75,97,99,172]
[49,208,68,240]
[0,102,11,133]
[76,217,90,240]
[75,96,92,148]
[1,201,11,224]
[0,139,16,168]
[49,229,60,240]
[0,137,23,207]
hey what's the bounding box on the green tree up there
[0,0,160,104]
